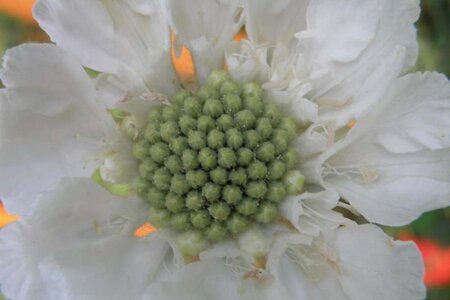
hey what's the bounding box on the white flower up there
[0,0,447,299]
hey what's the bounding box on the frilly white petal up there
[34,0,179,95]
[225,40,271,84]
[243,0,309,44]
[163,0,243,83]
[0,44,114,216]
[297,0,419,127]
[0,178,169,300]
[318,72,450,225]
[375,72,450,153]
[0,43,96,116]
[280,190,353,237]
[335,225,425,300]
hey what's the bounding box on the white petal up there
[244,0,309,44]
[375,72,450,153]
[225,40,271,84]
[335,225,425,300]
[163,0,243,83]
[144,257,293,300]
[0,44,95,116]
[319,73,450,225]
[0,178,169,300]
[34,0,179,95]
[280,190,352,237]
[0,44,112,216]
[299,0,419,127]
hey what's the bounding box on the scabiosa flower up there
[0,0,448,299]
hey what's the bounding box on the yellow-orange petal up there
[0,201,19,228]
[134,222,157,238]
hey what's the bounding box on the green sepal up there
[91,169,134,197]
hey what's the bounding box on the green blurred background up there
[0,0,448,299]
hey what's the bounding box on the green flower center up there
[131,70,303,242]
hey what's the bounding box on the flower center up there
[131,70,304,242]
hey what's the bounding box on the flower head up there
[0,0,448,299]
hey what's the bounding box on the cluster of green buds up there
[132,70,305,243]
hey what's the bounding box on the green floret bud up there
[147,105,164,123]
[197,115,215,132]
[137,75,307,241]
[171,89,189,106]
[223,94,242,114]
[237,148,254,167]
[226,128,244,149]
[235,109,256,129]
[208,69,229,89]
[218,147,237,169]
[226,213,249,235]
[202,183,222,202]
[182,149,199,170]
[246,181,267,199]
[208,202,231,221]
[205,222,228,241]
[244,130,260,149]
[268,159,286,180]
[153,168,172,191]
[220,81,240,95]
[149,142,170,163]
[216,114,234,131]
[188,130,207,150]
[283,148,299,169]
[283,170,305,195]
[160,121,180,142]
[265,181,287,203]
[247,160,268,180]
[243,97,264,116]
[132,176,150,197]
[179,115,197,135]
[198,147,217,170]
[165,192,185,213]
[279,117,297,139]
[197,85,219,103]
[229,168,248,186]
[169,136,188,155]
[210,167,228,185]
[139,158,158,179]
[183,96,202,117]
[171,213,191,231]
[203,99,224,118]
[256,142,276,162]
[223,185,243,205]
[176,231,208,257]
[171,174,190,195]
[165,155,183,174]
[207,129,225,149]
[162,105,179,122]
[147,186,166,208]
[132,140,149,160]
[255,202,278,223]
[190,210,212,229]
[144,123,161,143]
[236,198,259,216]
[264,101,282,125]
[242,82,263,99]
[271,129,289,154]
[186,170,208,189]
[148,207,171,227]
[186,191,205,210]
[256,117,273,140]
